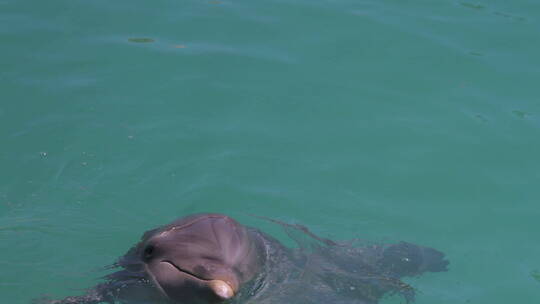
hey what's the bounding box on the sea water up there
[1,0,539,303]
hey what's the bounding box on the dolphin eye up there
[143,245,155,260]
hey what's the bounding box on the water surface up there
[1,0,539,303]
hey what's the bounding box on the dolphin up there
[41,213,448,304]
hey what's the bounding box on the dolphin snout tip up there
[208,280,234,300]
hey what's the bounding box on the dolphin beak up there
[208,280,234,300]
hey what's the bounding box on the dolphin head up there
[139,214,263,303]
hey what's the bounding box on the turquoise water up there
[1,0,539,303]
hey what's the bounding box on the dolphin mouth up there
[161,260,208,281]
[159,261,235,300]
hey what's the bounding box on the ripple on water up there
[128,37,155,43]
[532,270,540,283]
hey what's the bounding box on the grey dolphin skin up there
[41,213,448,304]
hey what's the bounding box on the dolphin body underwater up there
[43,213,448,304]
